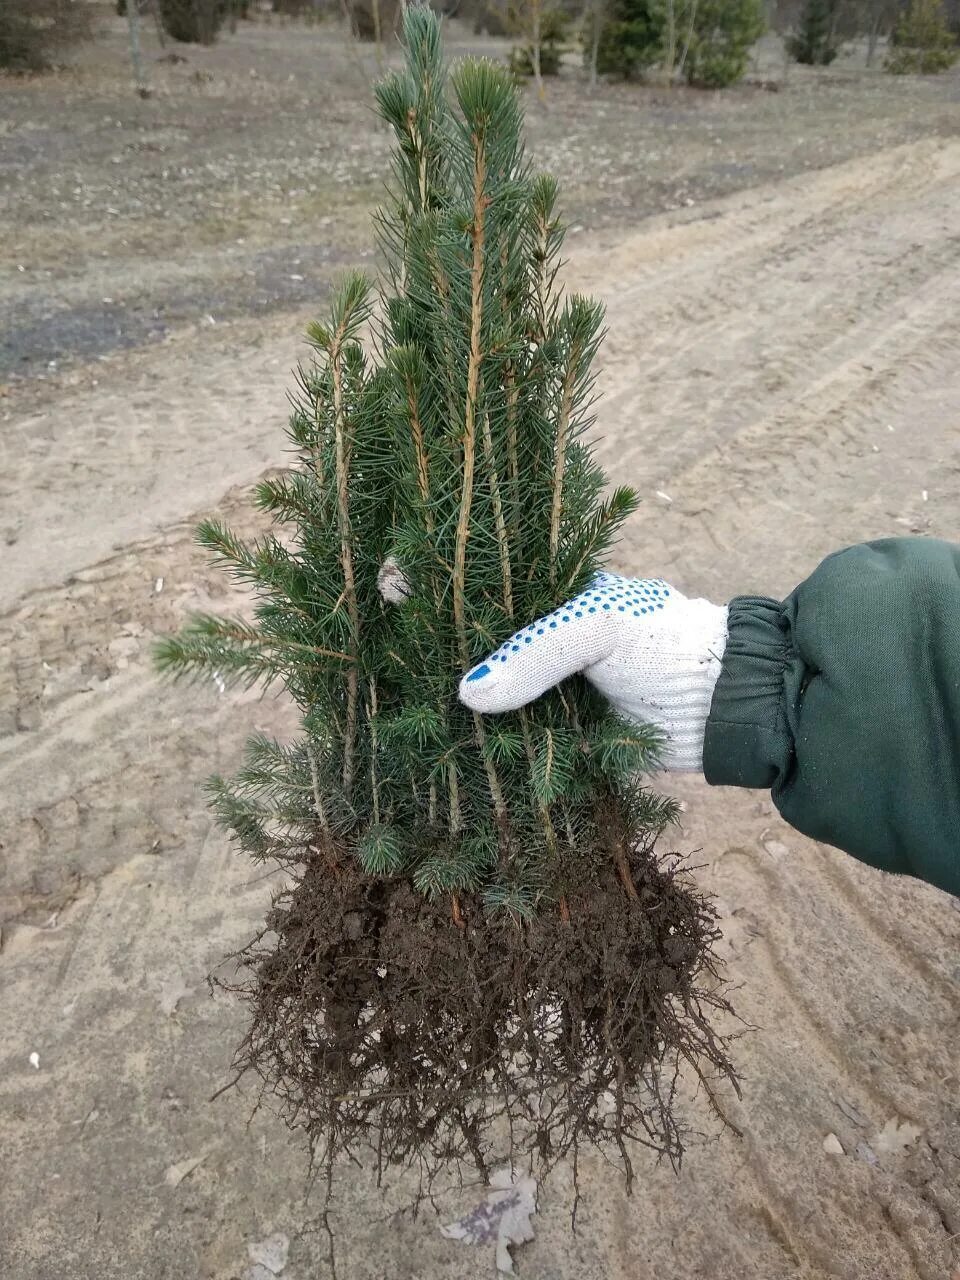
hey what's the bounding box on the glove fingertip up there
[458,662,531,714]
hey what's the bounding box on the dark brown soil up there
[224,828,738,1202]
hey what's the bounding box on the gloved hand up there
[458,573,729,772]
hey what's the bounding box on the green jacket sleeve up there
[702,538,960,896]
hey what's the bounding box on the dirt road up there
[2,134,959,1278]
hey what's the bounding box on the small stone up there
[28,1051,40,1070]
[822,1132,844,1155]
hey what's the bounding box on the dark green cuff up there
[702,596,794,790]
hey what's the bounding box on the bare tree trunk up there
[152,0,167,47]
[338,0,375,84]
[676,0,698,81]
[589,0,602,85]
[530,0,546,102]
[866,6,883,63]
[126,0,150,97]
[662,0,677,82]
[371,0,384,71]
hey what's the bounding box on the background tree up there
[856,0,899,65]
[159,0,226,43]
[594,0,763,83]
[346,0,400,48]
[583,0,607,83]
[158,6,736,1188]
[682,0,764,84]
[593,0,664,77]
[886,0,958,69]
[0,0,91,72]
[508,4,572,77]
[125,0,151,97]
[787,0,840,62]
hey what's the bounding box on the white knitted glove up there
[458,573,729,772]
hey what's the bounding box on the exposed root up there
[215,834,740,1195]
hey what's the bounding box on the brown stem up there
[558,895,571,924]
[614,842,639,899]
[451,893,465,930]
[563,496,624,589]
[331,331,360,796]
[368,678,380,826]
[427,250,462,429]
[534,206,550,343]
[447,759,462,835]
[307,745,330,835]
[520,708,559,857]
[405,105,429,212]
[505,362,520,506]
[452,136,487,669]
[215,625,353,666]
[498,241,521,513]
[405,373,434,530]
[480,409,514,618]
[473,717,507,821]
[549,338,582,585]
[449,137,509,822]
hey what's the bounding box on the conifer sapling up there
[158,6,738,1192]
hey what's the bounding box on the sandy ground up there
[2,18,960,1280]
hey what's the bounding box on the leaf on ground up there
[164,1154,206,1187]
[246,1233,290,1275]
[440,1169,537,1275]
[873,1116,922,1155]
[158,974,190,1016]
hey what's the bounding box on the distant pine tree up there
[159,0,225,44]
[158,7,737,1188]
[593,0,661,78]
[682,0,765,86]
[594,0,764,85]
[787,0,840,64]
[0,0,91,71]
[886,0,958,71]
